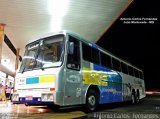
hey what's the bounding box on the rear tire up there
[84,89,99,112]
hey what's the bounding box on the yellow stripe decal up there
[83,67,108,86]
[39,75,56,83]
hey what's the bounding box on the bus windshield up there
[19,35,64,72]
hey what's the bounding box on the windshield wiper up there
[21,66,26,74]
[41,64,45,71]
[20,58,26,73]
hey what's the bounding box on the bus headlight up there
[12,94,19,101]
[38,98,41,101]
[41,94,54,102]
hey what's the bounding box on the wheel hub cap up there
[88,95,96,106]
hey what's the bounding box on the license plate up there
[26,96,33,100]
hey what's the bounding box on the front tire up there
[85,89,99,112]
[47,104,60,112]
[25,103,29,106]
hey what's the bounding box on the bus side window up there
[92,48,100,65]
[121,62,128,74]
[100,52,111,68]
[128,66,134,76]
[82,43,92,62]
[139,71,143,79]
[67,36,80,70]
[112,58,121,72]
[134,69,139,78]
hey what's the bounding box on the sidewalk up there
[0,100,11,107]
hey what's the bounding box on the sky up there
[97,0,160,90]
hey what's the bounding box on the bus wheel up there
[25,103,29,106]
[85,89,99,112]
[47,104,60,112]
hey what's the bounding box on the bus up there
[12,31,145,112]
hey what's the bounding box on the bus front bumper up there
[12,93,55,105]
[12,91,64,105]
[12,97,55,105]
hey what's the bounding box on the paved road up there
[78,95,160,119]
[0,95,160,119]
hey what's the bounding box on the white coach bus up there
[12,31,145,112]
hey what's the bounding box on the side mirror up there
[68,42,74,54]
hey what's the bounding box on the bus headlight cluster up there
[41,94,54,102]
[38,98,41,101]
[12,94,19,101]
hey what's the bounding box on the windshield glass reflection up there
[19,35,64,72]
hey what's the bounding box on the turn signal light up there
[50,88,55,91]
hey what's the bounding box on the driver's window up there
[67,36,80,70]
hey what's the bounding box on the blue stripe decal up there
[93,64,111,72]
[93,64,123,104]
[26,77,39,84]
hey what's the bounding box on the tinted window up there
[112,58,121,71]
[139,71,143,79]
[121,62,128,74]
[92,48,99,64]
[128,66,134,76]
[100,52,111,68]
[82,43,91,62]
[67,36,80,70]
[134,69,139,78]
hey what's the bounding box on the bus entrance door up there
[64,70,82,105]
[64,37,81,105]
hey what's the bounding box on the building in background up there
[0,71,6,86]
[0,71,14,87]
